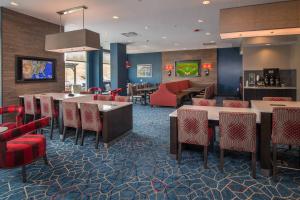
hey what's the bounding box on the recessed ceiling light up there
[205,32,211,36]
[183,48,187,50]
[266,43,271,46]
[162,36,167,39]
[112,16,119,19]
[10,1,18,6]
[202,0,210,5]
[210,40,215,43]
[198,19,204,23]
[145,26,149,30]
[174,43,179,46]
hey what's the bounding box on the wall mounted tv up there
[175,60,201,77]
[15,56,56,83]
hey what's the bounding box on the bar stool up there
[272,107,300,180]
[219,111,257,178]
[192,98,216,106]
[24,95,40,122]
[80,103,102,149]
[40,95,58,140]
[62,102,81,144]
[263,97,292,101]
[94,94,112,101]
[223,100,249,108]
[177,107,213,168]
[114,96,131,102]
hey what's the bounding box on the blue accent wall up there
[87,49,103,88]
[217,48,243,96]
[128,52,162,84]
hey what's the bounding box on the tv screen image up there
[175,60,200,77]
[22,59,54,80]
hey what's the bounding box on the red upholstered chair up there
[111,88,123,100]
[114,96,131,102]
[219,112,257,178]
[80,103,102,149]
[62,102,81,144]
[263,97,292,101]
[94,94,112,101]
[0,117,50,182]
[177,108,213,168]
[40,96,58,140]
[88,87,102,94]
[192,98,216,106]
[24,95,40,122]
[272,107,300,179]
[223,100,249,108]
[0,105,24,130]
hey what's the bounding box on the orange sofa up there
[150,80,191,107]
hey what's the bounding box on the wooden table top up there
[251,100,300,113]
[182,87,206,93]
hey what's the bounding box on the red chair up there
[80,103,102,149]
[114,96,131,102]
[272,107,300,180]
[263,97,292,101]
[0,117,50,182]
[111,88,123,100]
[40,96,58,140]
[219,112,257,178]
[0,105,24,129]
[223,100,249,108]
[94,94,112,101]
[24,95,40,122]
[88,87,102,94]
[177,108,213,168]
[192,98,216,106]
[62,102,81,144]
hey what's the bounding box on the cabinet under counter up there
[244,87,297,101]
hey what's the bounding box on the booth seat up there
[150,80,190,107]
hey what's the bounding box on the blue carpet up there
[0,105,299,199]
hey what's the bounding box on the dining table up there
[19,93,133,147]
[136,86,158,105]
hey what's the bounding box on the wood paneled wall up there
[1,8,65,109]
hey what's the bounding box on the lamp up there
[164,64,173,77]
[202,63,212,76]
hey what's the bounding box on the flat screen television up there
[175,60,201,77]
[15,56,56,82]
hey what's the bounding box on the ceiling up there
[0,0,285,53]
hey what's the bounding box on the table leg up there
[170,116,178,155]
[58,101,64,138]
[260,112,272,176]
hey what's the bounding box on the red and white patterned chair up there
[24,95,40,122]
[272,107,300,179]
[0,117,50,182]
[223,100,249,108]
[80,103,102,149]
[219,111,257,178]
[88,87,102,94]
[94,94,112,101]
[263,97,292,101]
[40,96,58,140]
[114,96,131,102]
[177,107,213,168]
[192,98,216,106]
[62,102,81,144]
[0,105,24,130]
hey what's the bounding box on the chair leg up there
[251,152,256,179]
[80,130,85,146]
[220,149,224,172]
[62,127,67,142]
[75,128,80,145]
[95,131,100,149]
[22,166,27,183]
[204,146,208,169]
[43,155,49,165]
[50,117,54,140]
[177,143,182,164]
[24,114,27,124]
[273,144,277,181]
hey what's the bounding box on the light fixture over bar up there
[57,6,88,15]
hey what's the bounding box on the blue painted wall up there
[128,52,162,84]
[87,49,104,88]
[217,48,243,96]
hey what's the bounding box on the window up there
[103,52,111,82]
[65,52,87,91]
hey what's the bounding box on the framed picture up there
[137,64,152,77]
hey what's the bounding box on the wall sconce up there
[125,61,131,69]
[164,64,173,77]
[202,63,212,76]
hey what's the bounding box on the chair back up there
[177,108,210,146]
[192,98,216,106]
[80,103,102,132]
[94,94,112,101]
[223,100,249,108]
[219,112,256,152]
[114,96,131,102]
[88,87,102,94]
[272,107,300,146]
[40,96,56,118]
[62,102,81,128]
[24,95,38,115]
[263,97,292,101]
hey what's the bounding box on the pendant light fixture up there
[45,6,100,53]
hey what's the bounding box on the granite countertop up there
[244,86,297,90]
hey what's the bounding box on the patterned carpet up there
[0,105,299,200]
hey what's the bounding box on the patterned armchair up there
[223,100,249,108]
[40,96,58,140]
[88,87,102,94]
[62,102,81,144]
[272,107,300,179]
[177,107,213,168]
[219,112,257,178]
[24,95,40,122]
[0,117,50,182]
[111,88,123,100]
[263,97,292,101]
[192,98,216,106]
[0,105,24,129]
[114,96,131,102]
[94,94,112,101]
